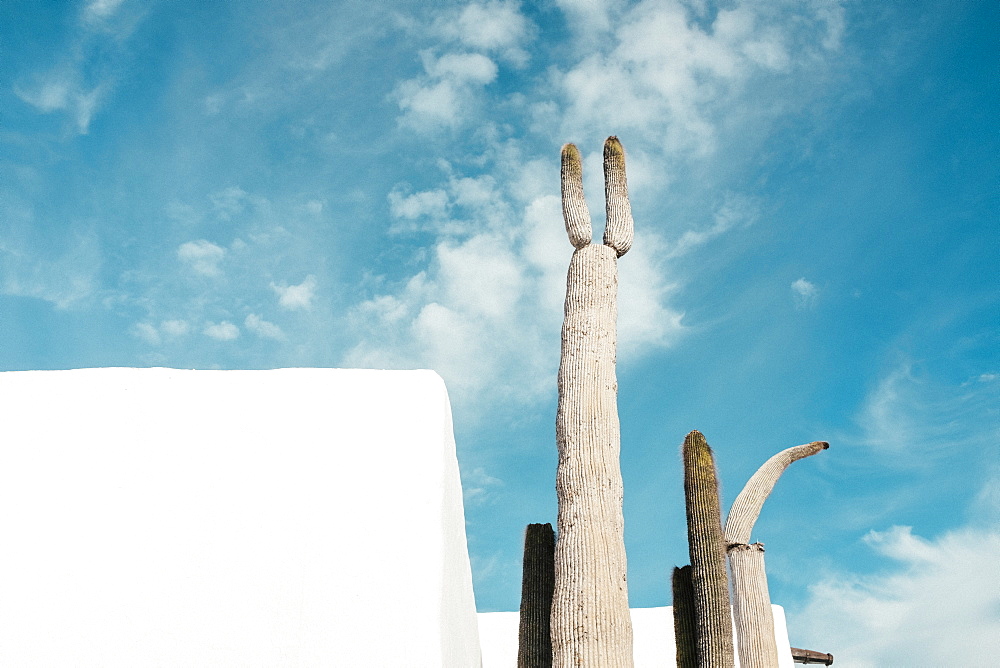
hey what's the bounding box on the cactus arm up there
[551,138,634,668]
[561,143,592,249]
[724,441,829,668]
[602,136,633,257]
[672,565,698,668]
[682,430,735,668]
[518,523,555,668]
[724,441,829,545]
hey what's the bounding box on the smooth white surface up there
[478,611,520,667]
[0,368,481,667]
[478,605,794,667]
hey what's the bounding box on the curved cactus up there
[682,430,734,668]
[672,565,698,668]
[550,136,634,667]
[724,441,829,668]
[518,523,555,668]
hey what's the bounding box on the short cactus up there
[682,430,734,668]
[518,523,555,668]
[550,137,635,667]
[672,565,698,668]
[724,441,829,668]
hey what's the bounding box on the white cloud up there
[204,321,240,341]
[108,188,336,367]
[388,187,450,222]
[791,277,818,309]
[793,524,1000,666]
[83,0,127,23]
[551,0,841,157]
[363,0,842,411]
[434,1,535,66]
[245,314,285,340]
[161,320,190,337]
[133,319,192,346]
[394,51,499,130]
[387,171,515,237]
[272,275,317,310]
[178,240,226,277]
[425,51,497,84]
[132,322,161,346]
[437,235,526,319]
[554,0,622,36]
[344,232,540,401]
[346,152,684,409]
[618,239,685,358]
[209,187,248,221]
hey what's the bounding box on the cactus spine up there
[518,523,555,668]
[682,430,734,668]
[724,441,829,668]
[672,565,698,668]
[550,137,634,667]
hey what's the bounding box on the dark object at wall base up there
[791,647,834,665]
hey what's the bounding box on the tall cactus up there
[724,441,829,668]
[518,523,555,668]
[550,137,634,667]
[682,430,734,668]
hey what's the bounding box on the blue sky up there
[2,0,997,664]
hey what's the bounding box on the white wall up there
[478,606,794,667]
[0,368,481,667]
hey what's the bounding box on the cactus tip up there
[604,136,624,157]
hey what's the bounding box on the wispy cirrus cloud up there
[856,361,1000,459]
[14,75,108,135]
[82,0,129,24]
[13,0,142,134]
[244,314,285,341]
[0,213,101,309]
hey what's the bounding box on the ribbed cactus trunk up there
[724,441,829,668]
[518,523,555,668]
[672,565,698,668]
[725,544,772,666]
[682,430,734,668]
[551,137,634,667]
